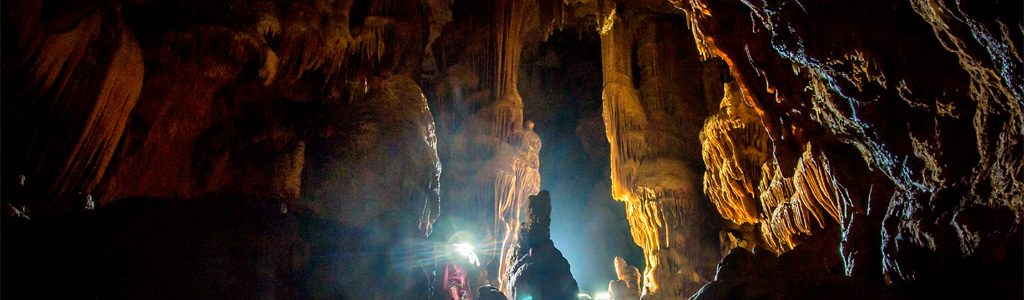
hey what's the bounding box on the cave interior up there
[2,0,1022,299]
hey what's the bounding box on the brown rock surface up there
[673,0,1023,296]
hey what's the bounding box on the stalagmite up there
[610,256,641,300]
[504,191,580,300]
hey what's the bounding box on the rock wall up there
[673,0,1023,296]
[586,0,1020,297]
[3,0,444,298]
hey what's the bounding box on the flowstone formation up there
[427,0,564,292]
[701,77,845,253]
[597,4,721,298]
[504,191,580,300]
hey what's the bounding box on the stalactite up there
[253,1,281,41]
[256,0,423,84]
[599,11,720,297]
[672,0,714,60]
[276,1,325,83]
[259,49,280,86]
[489,0,531,142]
[754,145,847,252]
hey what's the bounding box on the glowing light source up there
[452,242,480,266]
[594,292,611,300]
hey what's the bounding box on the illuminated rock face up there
[598,6,721,298]
[609,256,641,300]
[701,78,846,253]
[672,0,1022,296]
[428,0,562,291]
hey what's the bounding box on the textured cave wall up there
[2,0,144,217]
[669,0,1022,297]
[5,0,443,217]
[3,0,445,298]
[596,4,722,298]
[701,73,846,254]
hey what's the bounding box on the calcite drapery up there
[494,123,542,292]
[699,81,769,225]
[430,0,565,292]
[700,80,848,253]
[2,0,143,215]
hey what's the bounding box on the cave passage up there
[523,29,645,297]
[3,0,1021,299]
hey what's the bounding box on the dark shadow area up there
[1,196,436,300]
